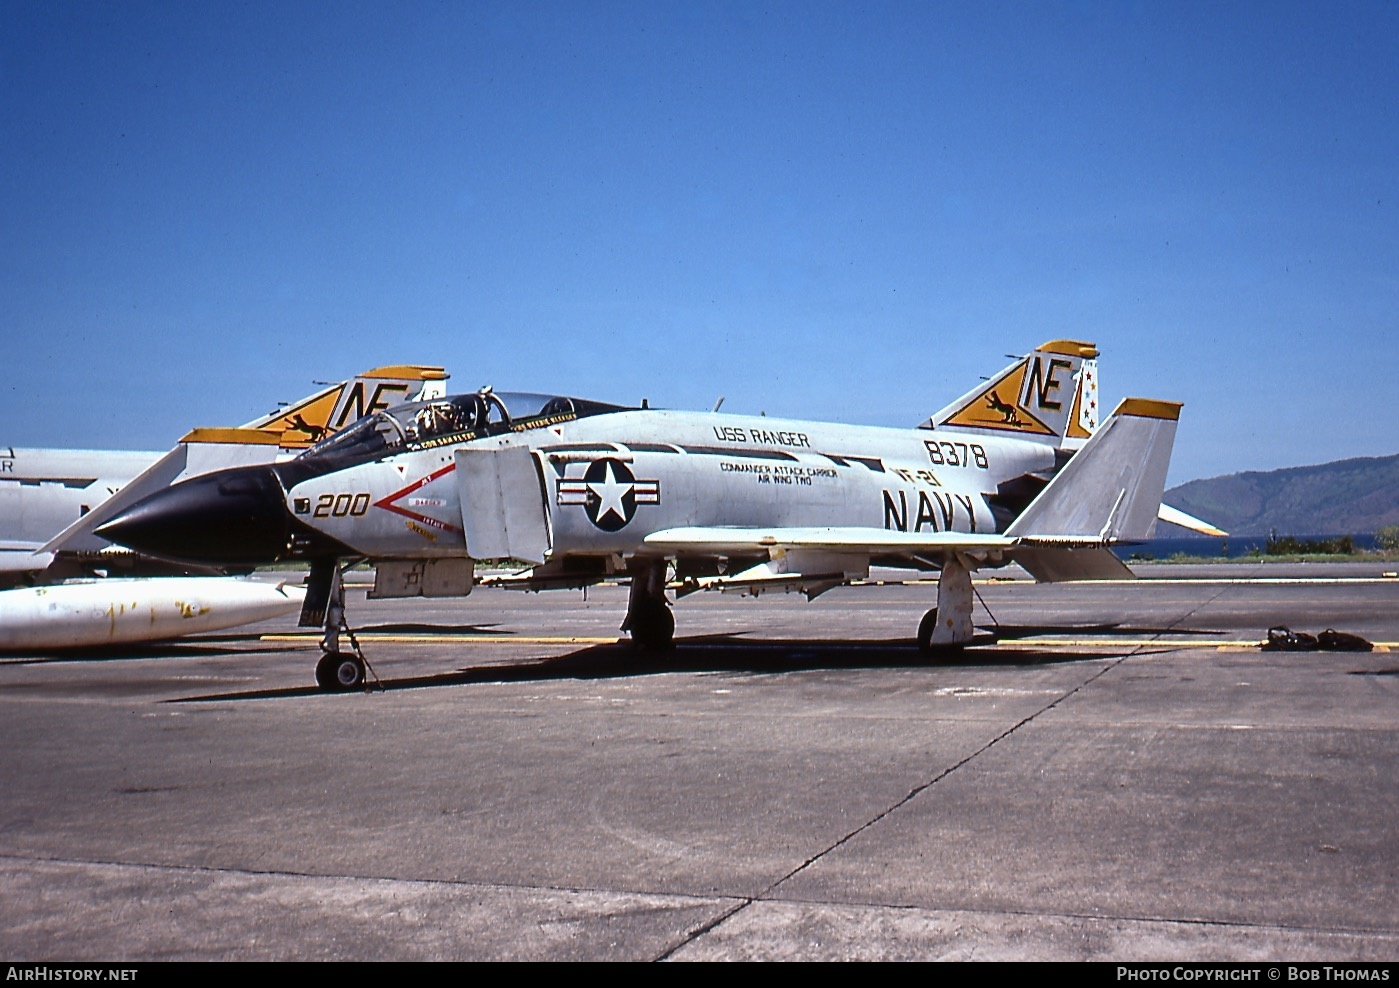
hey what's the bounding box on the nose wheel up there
[316,651,367,691]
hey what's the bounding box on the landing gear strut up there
[919,554,974,655]
[622,558,674,650]
[304,559,374,691]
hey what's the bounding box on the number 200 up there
[313,492,370,518]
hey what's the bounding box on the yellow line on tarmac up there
[261,633,618,645]
[997,638,1246,649]
[997,637,1393,652]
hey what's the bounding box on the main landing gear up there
[622,558,674,650]
[304,559,375,692]
[918,554,975,655]
[618,555,977,656]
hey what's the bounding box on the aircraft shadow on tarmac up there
[175,622,1215,703]
[983,622,1225,638]
[339,619,1226,643]
[349,622,509,635]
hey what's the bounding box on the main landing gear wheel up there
[628,600,675,651]
[917,608,964,657]
[316,651,366,692]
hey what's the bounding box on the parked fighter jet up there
[98,341,1188,690]
[1,447,162,584]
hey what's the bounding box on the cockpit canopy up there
[295,390,630,473]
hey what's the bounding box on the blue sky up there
[3,0,1396,485]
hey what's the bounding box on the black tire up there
[315,651,365,692]
[917,608,939,654]
[629,600,675,650]
[917,608,965,657]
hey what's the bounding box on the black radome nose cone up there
[96,466,291,565]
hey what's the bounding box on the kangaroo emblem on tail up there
[287,414,327,443]
[984,390,1022,425]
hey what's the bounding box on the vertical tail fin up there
[923,340,1099,445]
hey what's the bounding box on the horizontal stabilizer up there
[1013,545,1134,582]
[1005,398,1181,542]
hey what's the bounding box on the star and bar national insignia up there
[557,458,660,531]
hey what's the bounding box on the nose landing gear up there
[305,559,378,692]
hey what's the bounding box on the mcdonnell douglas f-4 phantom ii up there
[98,341,1192,690]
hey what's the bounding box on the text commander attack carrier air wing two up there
[97,341,1184,691]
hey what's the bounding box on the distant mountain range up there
[1164,453,1399,537]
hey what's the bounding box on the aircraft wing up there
[645,525,1131,590]
[645,526,1016,555]
[646,526,1126,556]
